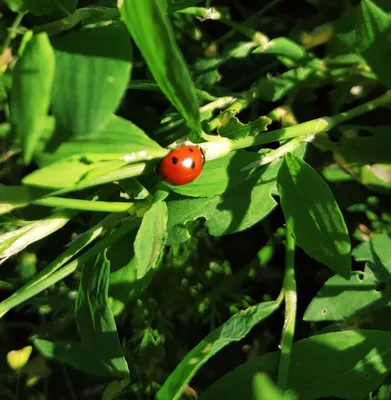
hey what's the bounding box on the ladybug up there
[158,145,205,185]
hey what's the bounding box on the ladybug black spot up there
[189,148,194,152]
[172,157,178,165]
[191,161,196,169]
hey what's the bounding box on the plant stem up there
[277,222,297,391]
[233,90,391,150]
[0,12,26,74]
[33,197,134,213]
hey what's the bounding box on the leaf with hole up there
[167,159,280,243]
[304,234,391,321]
[201,330,391,400]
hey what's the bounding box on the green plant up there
[1,0,391,399]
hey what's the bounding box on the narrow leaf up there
[134,200,168,279]
[253,37,308,62]
[119,0,201,135]
[75,251,129,378]
[277,152,351,279]
[356,0,391,89]
[10,32,55,163]
[157,300,280,400]
[0,209,75,265]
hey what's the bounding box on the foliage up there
[0,0,391,399]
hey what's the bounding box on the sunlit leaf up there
[157,300,280,400]
[119,0,201,135]
[277,152,351,279]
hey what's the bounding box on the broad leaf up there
[0,185,49,215]
[252,374,296,400]
[34,339,124,377]
[10,32,55,163]
[119,0,201,135]
[167,160,280,243]
[277,152,351,279]
[330,125,391,194]
[356,0,391,89]
[157,300,280,400]
[164,151,264,198]
[50,24,132,145]
[304,234,391,321]
[134,200,168,279]
[75,251,129,378]
[201,330,391,400]
[49,116,164,163]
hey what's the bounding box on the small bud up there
[6,345,33,372]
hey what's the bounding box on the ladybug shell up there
[159,145,204,185]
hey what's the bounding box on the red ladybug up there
[158,145,205,185]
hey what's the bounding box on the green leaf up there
[253,37,308,62]
[0,185,49,215]
[75,251,129,378]
[0,215,135,319]
[119,0,201,135]
[10,32,55,164]
[46,115,165,163]
[34,339,124,377]
[157,300,280,400]
[277,152,351,279]
[201,330,391,400]
[254,67,313,102]
[252,374,295,400]
[304,234,391,321]
[376,372,391,400]
[217,112,271,139]
[356,0,391,89]
[102,379,130,400]
[0,209,75,265]
[303,272,382,321]
[51,24,132,143]
[167,160,280,243]
[108,232,138,316]
[22,158,128,189]
[134,200,168,279]
[353,233,391,269]
[5,0,78,15]
[164,151,264,198]
[330,125,391,194]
